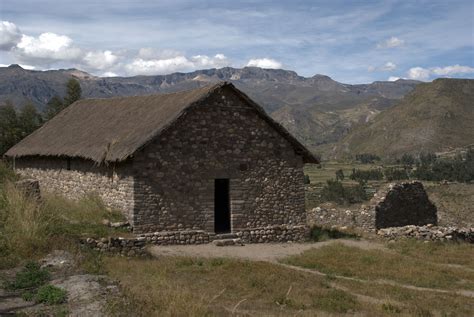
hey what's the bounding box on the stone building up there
[5,82,318,239]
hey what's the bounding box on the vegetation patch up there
[9,261,50,290]
[310,225,359,242]
[104,256,364,316]
[281,242,474,290]
[34,284,68,305]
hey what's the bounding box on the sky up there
[0,0,473,83]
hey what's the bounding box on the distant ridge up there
[333,78,474,158]
[0,65,421,156]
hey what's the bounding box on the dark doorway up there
[214,179,231,233]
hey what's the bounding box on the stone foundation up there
[81,225,310,256]
[377,225,473,243]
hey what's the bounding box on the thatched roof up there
[5,82,319,164]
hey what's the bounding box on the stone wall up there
[308,182,438,231]
[82,225,309,255]
[14,157,136,222]
[375,182,437,229]
[377,225,473,243]
[131,85,306,233]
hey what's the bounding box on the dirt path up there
[149,239,385,262]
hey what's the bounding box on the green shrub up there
[355,153,380,164]
[310,226,359,242]
[35,284,67,305]
[384,167,410,181]
[10,261,50,289]
[321,180,368,204]
[349,168,383,181]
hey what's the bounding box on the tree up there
[63,78,82,106]
[0,101,20,155]
[335,169,345,181]
[400,153,415,167]
[18,102,42,137]
[43,95,64,120]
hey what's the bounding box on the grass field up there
[102,239,474,316]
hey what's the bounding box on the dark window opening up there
[214,179,231,233]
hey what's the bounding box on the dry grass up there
[104,256,368,316]
[425,182,474,227]
[0,183,56,265]
[282,242,474,291]
[337,278,474,317]
[0,180,127,268]
[387,239,474,268]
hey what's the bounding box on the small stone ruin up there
[309,181,438,231]
[375,182,437,229]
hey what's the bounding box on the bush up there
[349,168,383,182]
[384,167,410,181]
[35,284,67,305]
[9,261,50,289]
[355,153,380,164]
[335,169,344,181]
[321,180,368,204]
[310,226,359,242]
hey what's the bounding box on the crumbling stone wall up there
[375,182,437,229]
[308,181,438,231]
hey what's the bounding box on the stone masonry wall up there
[81,225,309,256]
[14,157,136,222]
[13,86,307,236]
[131,86,306,233]
[308,182,438,231]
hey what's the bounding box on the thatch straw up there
[5,82,318,164]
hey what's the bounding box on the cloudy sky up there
[0,0,473,83]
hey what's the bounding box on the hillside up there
[0,65,419,155]
[334,79,474,159]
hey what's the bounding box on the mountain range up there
[0,64,423,158]
[333,78,474,158]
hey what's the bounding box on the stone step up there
[214,233,239,240]
[213,238,244,247]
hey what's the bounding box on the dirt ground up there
[149,239,385,262]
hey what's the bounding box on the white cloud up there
[191,54,229,68]
[0,21,22,50]
[84,50,118,70]
[381,61,397,71]
[368,61,397,72]
[15,32,82,62]
[407,67,431,80]
[246,58,282,69]
[431,64,474,76]
[407,64,474,80]
[388,76,400,81]
[124,53,229,76]
[102,71,118,77]
[125,56,193,75]
[377,36,404,49]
